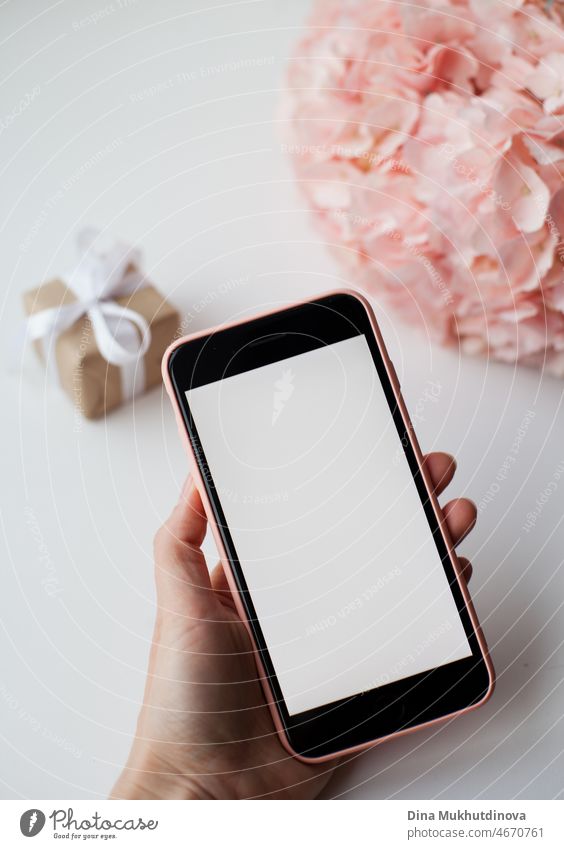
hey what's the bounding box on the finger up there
[457,556,473,584]
[210,561,238,610]
[442,497,477,546]
[423,452,456,497]
[164,476,207,549]
[153,478,212,611]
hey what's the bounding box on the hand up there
[112,452,477,800]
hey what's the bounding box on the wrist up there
[111,774,202,800]
[110,743,207,800]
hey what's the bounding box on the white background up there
[1,0,563,800]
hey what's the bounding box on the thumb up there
[153,477,212,614]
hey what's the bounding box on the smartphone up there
[163,290,495,762]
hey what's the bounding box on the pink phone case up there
[161,288,496,763]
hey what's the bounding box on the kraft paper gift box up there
[23,276,180,420]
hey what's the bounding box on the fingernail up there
[181,475,193,497]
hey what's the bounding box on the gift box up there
[23,231,180,419]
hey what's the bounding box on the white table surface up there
[1,0,563,800]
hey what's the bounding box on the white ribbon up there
[24,228,152,400]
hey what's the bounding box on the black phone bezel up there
[167,291,492,759]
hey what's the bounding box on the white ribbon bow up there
[25,229,152,400]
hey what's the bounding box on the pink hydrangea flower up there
[284,0,564,374]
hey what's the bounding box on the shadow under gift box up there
[23,278,180,419]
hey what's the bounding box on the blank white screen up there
[187,335,471,716]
